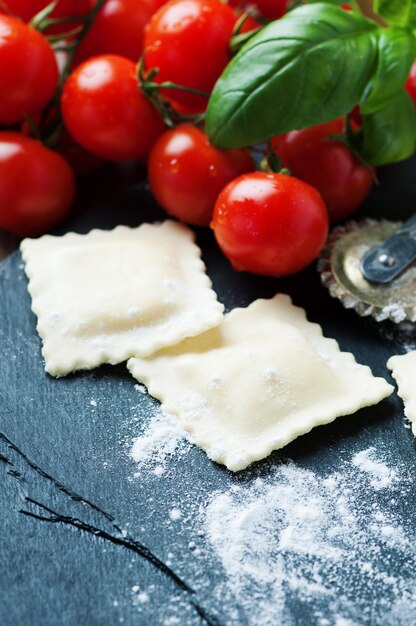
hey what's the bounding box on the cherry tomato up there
[212,172,328,276]
[349,104,362,128]
[57,133,105,176]
[61,55,165,161]
[0,15,58,125]
[148,124,254,226]
[75,0,168,65]
[0,0,90,34]
[0,132,75,237]
[405,60,416,104]
[144,0,239,111]
[272,120,373,222]
[253,0,289,20]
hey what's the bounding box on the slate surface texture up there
[1,172,415,626]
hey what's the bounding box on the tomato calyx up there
[261,140,291,175]
[335,114,378,182]
[137,54,206,128]
[30,1,83,40]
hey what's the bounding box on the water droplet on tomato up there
[169,158,179,173]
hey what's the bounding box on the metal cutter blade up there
[318,219,416,324]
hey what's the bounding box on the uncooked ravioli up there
[387,351,416,435]
[20,221,224,376]
[128,295,393,471]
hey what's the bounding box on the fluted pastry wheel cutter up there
[318,215,416,324]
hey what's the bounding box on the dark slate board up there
[1,174,416,626]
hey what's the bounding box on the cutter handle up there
[360,214,416,284]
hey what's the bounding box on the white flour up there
[202,451,415,626]
[127,402,416,625]
[352,447,397,490]
[130,408,190,476]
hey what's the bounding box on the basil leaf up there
[354,91,416,166]
[361,27,416,113]
[206,3,380,149]
[374,0,416,29]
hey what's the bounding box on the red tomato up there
[0,132,75,237]
[148,124,254,226]
[211,172,328,276]
[0,0,90,34]
[57,133,105,176]
[0,15,58,125]
[144,0,239,111]
[349,104,362,127]
[75,0,168,65]
[61,55,165,161]
[272,120,373,222]
[253,0,289,20]
[273,119,345,160]
[405,60,416,104]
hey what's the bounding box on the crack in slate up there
[0,432,221,626]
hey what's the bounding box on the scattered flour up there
[130,408,190,476]
[124,393,415,625]
[169,508,182,521]
[202,451,416,626]
[352,447,397,490]
[131,584,152,608]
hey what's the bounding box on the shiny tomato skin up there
[148,124,254,226]
[0,16,58,125]
[0,0,90,34]
[272,120,373,222]
[405,60,416,104]
[283,140,373,223]
[272,118,345,164]
[75,0,168,65]
[212,172,328,276]
[144,0,238,110]
[61,55,165,161]
[0,132,75,237]
[253,0,289,20]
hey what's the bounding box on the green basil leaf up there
[206,3,380,149]
[374,0,416,29]
[360,27,416,113]
[354,91,416,166]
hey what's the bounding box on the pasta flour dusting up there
[130,408,190,477]
[202,451,416,626]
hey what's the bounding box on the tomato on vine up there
[0,133,75,237]
[143,0,244,111]
[61,55,165,161]
[0,0,90,34]
[272,120,373,222]
[211,172,328,276]
[148,124,254,226]
[74,0,168,65]
[0,15,58,125]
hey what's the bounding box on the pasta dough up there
[387,351,416,435]
[21,221,224,376]
[128,295,393,471]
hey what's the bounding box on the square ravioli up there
[20,221,224,376]
[387,351,416,435]
[128,295,393,472]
